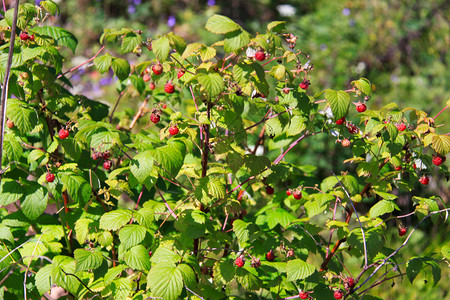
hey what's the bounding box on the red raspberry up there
[334,290,343,300]
[432,155,445,166]
[6,119,14,129]
[102,152,111,160]
[254,50,266,61]
[149,82,156,90]
[419,175,429,185]
[335,117,346,125]
[177,70,185,79]
[162,104,167,109]
[150,114,160,124]
[266,250,275,262]
[29,34,35,41]
[293,190,302,200]
[396,123,406,131]
[286,189,292,196]
[412,163,417,169]
[398,227,407,237]
[92,152,100,160]
[143,74,151,82]
[348,124,358,134]
[356,103,366,112]
[346,277,356,289]
[341,138,351,147]
[148,251,153,257]
[169,125,179,136]
[299,291,309,299]
[164,82,175,94]
[19,32,29,40]
[299,79,310,90]
[58,128,69,139]
[152,63,163,75]
[103,160,112,170]
[394,166,402,171]
[46,173,55,183]
[235,256,245,267]
[266,186,274,195]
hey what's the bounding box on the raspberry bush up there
[0,2,449,299]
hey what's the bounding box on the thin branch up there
[129,96,148,128]
[57,45,105,79]
[24,234,45,300]
[155,186,178,220]
[432,105,448,120]
[60,269,97,295]
[109,91,125,124]
[0,0,19,183]
[0,237,33,264]
[184,285,204,300]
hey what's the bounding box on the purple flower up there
[207,0,216,6]
[35,0,42,5]
[133,0,141,4]
[128,5,136,15]
[167,15,176,27]
[342,8,350,16]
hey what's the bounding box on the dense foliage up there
[0,2,449,299]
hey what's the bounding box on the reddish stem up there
[57,45,105,79]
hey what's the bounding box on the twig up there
[0,0,19,183]
[184,285,204,300]
[432,105,448,120]
[57,45,105,79]
[109,91,125,124]
[129,96,148,128]
[0,237,33,264]
[60,269,97,295]
[155,187,178,220]
[24,234,46,299]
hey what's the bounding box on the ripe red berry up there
[92,152,100,160]
[254,50,266,61]
[412,163,417,170]
[19,32,29,40]
[150,114,160,124]
[341,138,351,147]
[58,128,69,139]
[299,79,310,90]
[169,125,179,136]
[293,190,302,200]
[286,189,292,196]
[143,74,151,82]
[356,103,366,112]
[152,63,163,75]
[235,256,245,267]
[6,119,14,129]
[334,290,343,300]
[149,82,156,90]
[266,186,274,195]
[29,34,35,41]
[299,291,309,299]
[102,152,111,160]
[164,82,175,94]
[347,277,356,289]
[266,250,275,262]
[398,227,407,237]
[162,104,167,109]
[394,166,402,171]
[432,155,445,166]
[46,173,55,183]
[103,160,112,170]
[177,70,185,79]
[419,175,429,185]
[148,251,153,257]
[335,117,346,125]
[396,123,406,131]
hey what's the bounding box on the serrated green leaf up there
[369,200,400,218]
[205,14,241,34]
[112,277,132,300]
[129,74,145,94]
[134,207,154,229]
[224,29,251,53]
[233,219,249,244]
[348,228,383,260]
[151,246,181,265]
[35,264,53,295]
[147,264,184,300]
[430,134,450,155]
[21,182,48,220]
[94,53,112,73]
[406,257,441,286]
[0,224,14,243]
[213,260,235,285]
[236,267,262,290]
[104,264,127,285]
[119,225,147,250]
[74,218,93,244]
[111,58,130,81]
[244,154,271,175]
[6,99,38,134]
[97,230,113,247]
[269,64,285,80]
[304,193,335,218]
[124,244,151,270]
[52,256,79,293]
[326,89,350,120]
[286,259,315,281]
[196,73,224,98]
[121,32,142,53]
[74,248,104,272]
[153,36,170,61]
[352,78,372,96]
[130,150,155,184]
[99,210,132,231]
[199,46,217,62]
[61,173,91,206]
[41,1,59,16]
[0,179,23,206]
[178,263,196,288]
[3,133,23,163]
[267,21,286,33]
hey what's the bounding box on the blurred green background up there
[18,0,450,298]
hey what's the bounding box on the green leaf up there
[348,228,383,260]
[0,178,23,206]
[167,32,187,54]
[406,257,441,286]
[130,150,155,184]
[147,264,184,300]
[326,89,350,120]
[134,207,154,229]
[111,58,130,81]
[94,53,112,73]
[74,248,104,272]
[152,36,171,62]
[269,64,285,80]
[177,263,196,288]
[97,231,113,247]
[286,259,315,281]
[205,14,241,34]
[119,225,147,250]
[244,154,271,175]
[21,182,48,220]
[41,1,60,16]
[233,219,249,244]
[304,193,334,218]
[149,140,186,178]
[33,26,78,53]
[199,46,217,62]
[35,264,53,295]
[373,191,398,200]
[265,207,296,229]
[3,134,23,163]
[121,32,142,53]
[236,267,262,290]
[129,75,145,94]
[224,29,251,53]
[52,256,79,293]
[213,260,235,285]
[104,264,127,285]
[430,134,450,155]
[61,173,91,206]
[267,21,286,33]
[74,218,93,244]
[6,99,38,134]
[99,210,132,231]
[0,224,14,243]
[124,245,151,270]
[196,73,224,98]
[352,78,372,96]
[369,200,400,218]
